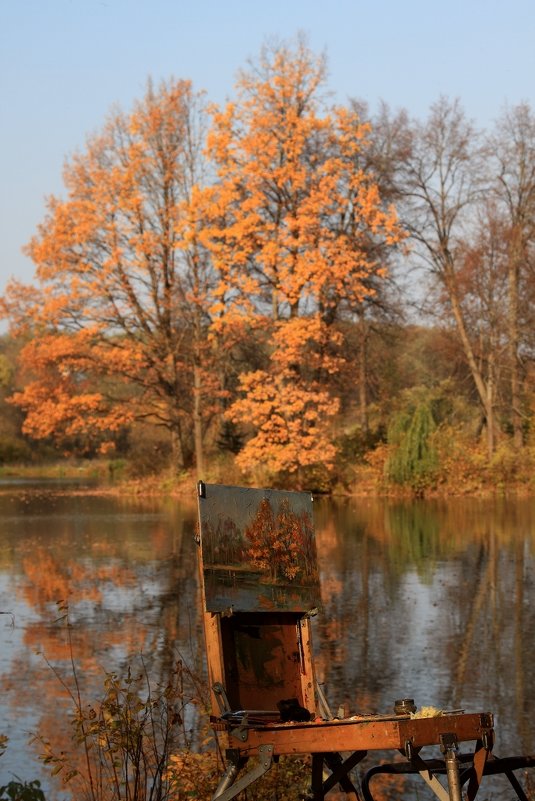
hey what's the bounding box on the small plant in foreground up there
[33,602,215,801]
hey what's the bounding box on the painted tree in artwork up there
[1,80,215,472]
[203,39,405,478]
[245,498,316,583]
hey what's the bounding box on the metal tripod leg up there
[212,744,274,801]
[400,736,462,801]
[444,746,463,801]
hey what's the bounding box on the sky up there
[2,0,535,302]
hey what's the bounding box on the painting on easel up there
[197,482,321,613]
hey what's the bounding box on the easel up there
[196,482,532,801]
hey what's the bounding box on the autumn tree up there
[396,98,502,454]
[487,103,535,446]
[454,201,511,431]
[203,39,404,480]
[1,79,215,473]
[339,100,411,433]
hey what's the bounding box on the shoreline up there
[2,455,535,499]
[0,472,534,500]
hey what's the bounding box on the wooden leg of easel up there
[309,751,365,801]
[311,753,325,801]
[466,740,490,801]
[324,751,365,801]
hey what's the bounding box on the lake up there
[1,482,534,799]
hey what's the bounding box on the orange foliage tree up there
[203,39,405,480]
[245,497,317,583]
[2,80,216,472]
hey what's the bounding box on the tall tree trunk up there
[170,425,184,474]
[486,347,495,455]
[191,242,207,478]
[445,266,496,456]
[357,314,369,434]
[508,234,523,447]
[193,361,205,478]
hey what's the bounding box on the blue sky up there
[2,0,535,299]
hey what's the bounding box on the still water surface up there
[1,484,534,797]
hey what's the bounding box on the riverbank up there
[2,440,535,498]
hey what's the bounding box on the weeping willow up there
[386,400,438,496]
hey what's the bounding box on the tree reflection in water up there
[1,489,534,798]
